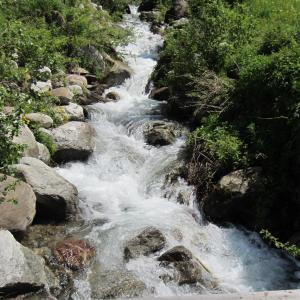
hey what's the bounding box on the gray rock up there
[30,80,52,94]
[15,157,78,221]
[102,60,133,87]
[105,91,121,101]
[51,87,74,105]
[58,102,85,122]
[37,142,51,165]
[89,265,146,299]
[124,226,166,261]
[0,230,58,298]
[13,125,39,158]
[51,121,94,163]
[68,84,83,96]
[66,74,88,88]
[0,176,36,232]
[219,167,262,195]
[158,246,217,287]
[70,66,89,75]
[144,121,180,146]
[80,45,106,74]
[25,113,53,129]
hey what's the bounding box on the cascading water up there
[57,7,300,299]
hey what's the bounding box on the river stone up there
[102,61,133,87]
[89,266,146,299]
[37,142,51,165]
[0,230,57,298]
[124,226,166,261]
[15,157,78,221]
[51,87,74,105]
[30,80,52,94]
[58,102,85,122]
[66,74,88,88]
[53,239,96,270]
[25,112,53,129]
[68,84,84,96]
[158,246,216,287]
[105,91,121,101]
[51,121,94,163]
[144,121,179,146]
[0,175,36,232]
[13,125,39,158]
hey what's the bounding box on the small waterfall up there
[57,8,300,299]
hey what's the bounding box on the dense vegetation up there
[0,0,129,176]
[153,0,300,246]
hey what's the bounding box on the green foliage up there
[189,115,245,165]
[34,128,57,156]
[260,229,300,258]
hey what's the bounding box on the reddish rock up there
[53,239,96,270]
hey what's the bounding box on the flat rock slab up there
[15,157,78,221]
[51,121,94,163]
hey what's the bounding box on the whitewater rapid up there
[57,7,300,299]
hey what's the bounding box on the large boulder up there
[25,113,53,129]
[0,175,36,232]
[37,142,51,165]
[66,74,88,88]
[89,266,146,299]
[15,157,78,221]
[13,125,39,158]
[124,226,166,261]
[0,230,57,298]
[53,238,96,270]
[57,102,85,122]
[144,121,180,146]
[102,61,133,87]
[203,167,263,226]
[51,87,74,105]
[158,246,216,287]
[51,121,94,163]
[165,0,188,24]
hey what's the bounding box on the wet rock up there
[57,102,85,122]
[15,157,78,222]
[66,74,88,88]
[150,86,170,101]
[203,167,263,226]
[102,60,133,87]
[124,226,166,261]
[25,113,53,129]
[158,246,216,287]
[0,230,58,299]
[165,0,188,24]
[51,87,74,105]
[144,120,180,146]
[140,11,156,22]
[89,266,146,299]
[70,66,89,75]
[0,175,36,232]
[53,239,96,270]
[105,91,121,101]
[13,125,39,159]
[37,142,51,165]
[51,121,94,163]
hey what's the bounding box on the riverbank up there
[1,1,300,299]
[146,0,300,256]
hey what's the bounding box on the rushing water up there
[57,7,300,299]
